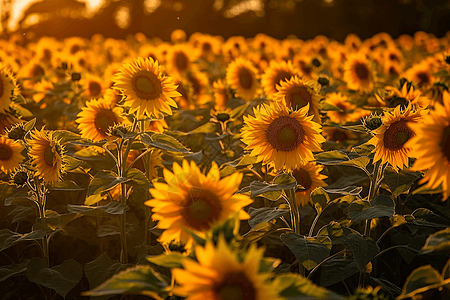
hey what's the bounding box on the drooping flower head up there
[76,98,126,142]
[407,91,450,200]
[272,75,321,123]
[171,236,283,300]
[292,161,328,206]
[368,103,424,171]
[113,57,180,118]
[145,160,252,248]
[226,57,260,101]
[28,128,67,183]
[241,102,325,171]
[0,136,25,174]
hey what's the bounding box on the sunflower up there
[382,83,431,108]
[167,44,195,75]
[145,160,252,247]
[213,79,232,110]
[76,98,125,142]
[343,52,374,92]
[146,119,168,133]
[407,91,450,200]
[272,75,321,123]
[32,79,54,103]
[226,58,260,101]
[113,57,180,118]
[81,74,105,99]
[171,236,282,300]
[187,70,210,105]
[325,92,360,124]
[261,60,299,98]
[0,108,21,135]
[223,36,248,62]
[292,161,328,206]
[170,29,187,44]
[0,62,18,113]
[0,136,25,174]
[404,61,435,89]
[241,102,325,171]
[368,104,424,171]
[172,74,195,110]
[126,149,163,178]
[28,128,66,183]
[322,126,357,143]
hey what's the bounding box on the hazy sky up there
[8,0,104,30]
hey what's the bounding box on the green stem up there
[365,160,383,237]
[286,188,300,234]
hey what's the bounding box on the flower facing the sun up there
[343,52,374,92]
[0,136,25,174]
[171,236,282,300]
[241,102,325,171]
[368,103,424,171]
[261,60,299,98]
[113,57,180,118]
[76,98,126,142]
[28,128,67,183]
[407,91,450,200]
[292,161,328,206]
[145,160,253,248]
[272,75,321,123]
[0,62,18,113]
[226,57,260,101]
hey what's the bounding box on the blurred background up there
[1,0,450,41]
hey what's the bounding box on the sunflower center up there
[355,63,369,80]
[286,86,311,110]
[132,72,162,100]
[274,71,292,90]
[383,120,413,150]
[202,42,212,52]
[0,75,4,98]
[174,52,189,72]
[44,146,56,166]
[416,72,430,86]
[238,68,253,90]
[43,48,52,61]
[183,189,222,231]
[266,116,305,152]
[439,125,450,163]
[89,81,102,97]
[95,109,118,134]
[31,65,45,77]
[293,168,312,190]
[215,272,256,300]
[0,145,12,161]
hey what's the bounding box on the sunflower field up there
[1,30,450,300]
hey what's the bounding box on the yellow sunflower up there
[126,149,163,179]
[76,98,125,142]
[81,74,105,99]
[172,236,282,300]
[226,57,260,101]
[167,44,195,75]
[272,75,321,123]
[407,91,450,200]
[292,161,328,206]
[368,104,424,171]
[28,128,66,183]
[261,60,299,98]
[343,52,374,92]
[404,61,435,89]
[0,108,21,135]
[241,102,325,171]
[145,160,252,247]
[0,62,18,113]
[32,79,54,103]
[146,119,168,133]
[213,79,232,110]
[113,57,180,118]
[0,136,25,174]
[325,92,360,124]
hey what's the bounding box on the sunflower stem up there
[286,188,300,234]
[34,177,50,268]
[365,160,383,237]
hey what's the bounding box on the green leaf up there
[88,170,129,196]
[0,228,53,251]
[141,133,189,153]
[125,168,151,188]
[311,187,330,214]
[412,183,444,195]
[44,212,80,230]
[52,130,81,143]
[319,256,360,287]
[230,103,248,118]
[323,185,363,196]
[273,273,339,299]
[26,258,82,297]
[190,122,216,134]
[339,156,370,172]
[84,194,105,206]
[47,180,84,191]
[23,118,36,132]
[219,165,236,177]
[0,260,29,282]
[64,156,83,171]
[421,228,450,254]
[383,167,421,197]
[250,181,295,201]
[345,233,380,271]
[82,265,169,299]
[146,252,186,269]
[397,265,446,299]
[314,150,349,164]
[6,205,35,224]
[67,202,129,218]
[4,189,32,206]
[84,252,133,294]
[74,147,116,171]
[341,124,368,133]
[352,143,375,156]
[348,194,395,222]
[280,233,331,270]
[241,222,277,249]
[247,206,290,228]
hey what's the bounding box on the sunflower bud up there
[362,114,383,131]
[11,170,29,188]
[318,77,329,86]
[168,240,187,253]
[107,124,131,138]
[71,72,81,82]
[6,124,27,140]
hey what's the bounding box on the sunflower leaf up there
[273,273,340,299]
[0,260,29,282]
[47,180,85,191]
[26,257,82,297]
[280,233,331,270]
[87,170,130,196]
[250,181,295,200]
[345,233,380,271]
[67,202,129,218]
[421,228,450,254]
[146,253,185,269]
[52,130,81,143]
[319,255,360,287]
[341,124,369,133]
[397,265,450,299]
[0,228,54,252]
[247,206,290,228]
[311,187,330,214]
[141,133,189,153]
[348,195,395,222]
[82,265,169,299]
[323,185,363,196]
[384,167,422,197]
